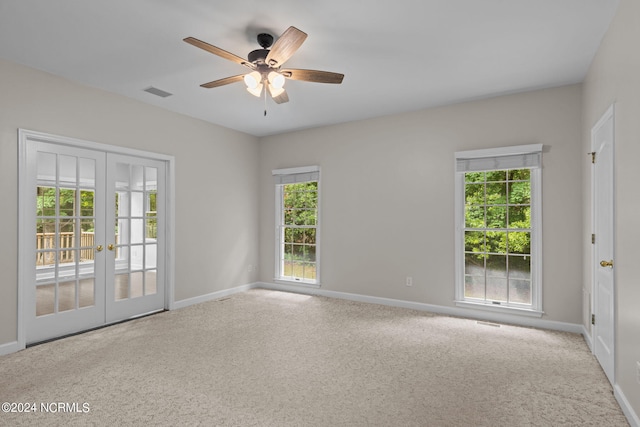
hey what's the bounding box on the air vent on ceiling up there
[143,86,173,98]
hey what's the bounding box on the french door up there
[106,154,165,323]
[23,133,168,344]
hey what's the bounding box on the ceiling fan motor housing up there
[257,33,274,48]
[248,49,270,64]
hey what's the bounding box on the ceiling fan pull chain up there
[264,84,268,116]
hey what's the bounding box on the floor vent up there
[477,321,501,328]
[143,86,173,98]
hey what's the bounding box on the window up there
[454,144,542,316]
[273,166,320,285]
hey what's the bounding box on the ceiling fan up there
[184,26,344,106]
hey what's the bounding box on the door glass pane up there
[145,270,157,295]
[146,218,157,239]
[36,219,56,248]
[79,158,95,187]
[59,155,77,185]
[117,218,129,245]
[130,271,143,298]
[116,191,129,218]
[36,250,56,268]
[37,186,56,216]
[58,190,76,221]
[79,278,95,308]
[36,284,55,316]
[59,244,76,266]
[145,167,157,191]
[131,219,144,244]
[37,152,56,182]
[116,163,130,190]
[131,165,144,191]
[147,192,157,214]
[80,190,94,217]
[116,245,129,266]
[115,274,129,300]
[129,245,142,270]
[58,280,76,312]
[131,192,144,216]
[145,244,157,269]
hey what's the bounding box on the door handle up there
[96,245,103,252]
[108,244,115,251]
[599,259,614,268]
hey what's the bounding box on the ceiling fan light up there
[268,84,285,97]
[268,72,285,89]
[247,83,263,97]
[244,71,262,89]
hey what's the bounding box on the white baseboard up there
[581,324,593,351]
[615,384,640,427]
[0,340,20,356]
[172,283,259,310]
[256,281,583,334]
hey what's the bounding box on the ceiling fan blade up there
[184,37,254,69]
[268,86,289,104]
[265,26,307,67]
[280,69,344,84]
[200,75,245,89]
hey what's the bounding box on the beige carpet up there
[0,289,629,426]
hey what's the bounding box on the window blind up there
[455,144,542,172]
[272,166,320,185]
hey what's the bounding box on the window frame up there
[454,144,543,317]
[272,166,321,287]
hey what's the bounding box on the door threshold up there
[27,309,166,348]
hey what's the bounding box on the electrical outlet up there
[248,264,253,273]
[406,276,413,287]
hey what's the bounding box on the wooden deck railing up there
[36,232,95,265]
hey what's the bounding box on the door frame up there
[590,104,616,384]
[17,129,175,350]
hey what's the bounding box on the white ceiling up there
[0,0,619,137]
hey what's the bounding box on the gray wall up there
[0,59,260,346]
[259,84,583,324]
[581,0,640,416]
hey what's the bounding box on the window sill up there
[455,300,543,318]
[274,278,320,289]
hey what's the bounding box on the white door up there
[23,134,168,344]
[27,142,107,343]
[592,105,615,385]
[105,154,166,323]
